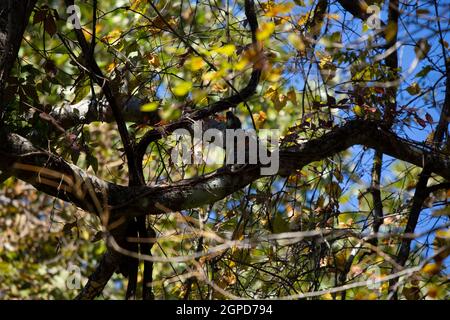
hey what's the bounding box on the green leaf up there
[173,81,192,96]
[71,77,90,104]
[272,213,290,234]
[86,154,98,173]
[416,65,432,78]
[415,39,431,60]
[407,82,421,95]
[140,102,159,112]
[353,105,364,117]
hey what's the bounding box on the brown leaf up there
[402,286,421,300]
[33,9,47,25]
[415,115,427,128]
[44,16,57,37]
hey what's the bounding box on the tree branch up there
[5,118,448,217]
[75,247,123,300]
[0,0,37,122]
[135,0,261,165]
[49,96,160,129]
[2,120,450,220]
[64,0,142,185]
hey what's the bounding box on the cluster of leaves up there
[0,0,449,299]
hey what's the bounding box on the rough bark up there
[0,0,37,119]
[2,120,449,221]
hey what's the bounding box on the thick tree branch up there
[49,96,160,129]
[0,130,125,216]
[0,0,37,122]
[3,120,449,219]
[63,0,149,298]
[75,248,123,300]
[389,42,450,297]
[369,150,384,246]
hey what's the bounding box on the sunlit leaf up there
[186,56,206,71]
[212,44,236,57]
[140,102,159,112]
[173,81,193,96]
[256,22,275,41]
[407,82,421,95]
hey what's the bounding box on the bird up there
[226,111,242,130]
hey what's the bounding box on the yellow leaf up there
[435,229,450,238]
[325,13,340,21]
[367,292,378,300]
[264,86,286,110]
[407,82,421,95]
[321,293,333,300]
[258,110,267,121]
[202,68,226,82]
[102,29,121,44]
[288,33,306,53]
[422,263,441,275]
[106,62,117,73]
[256,22,275,41]
[173,81,192,96]
[186,56,206,71]
[145,53,160,68]
[426,285,439,299]
[140,102,159,112]
[334,250,348,272]
[265,2,294,17]
[264,86,278,100]
[212,81,227,93]
[318,52,333,69]
[298,13,310,26]
[287,88,297,104]
[353,105,364,117]
[82,28,92,41]
[131,0,147,11]
[260,0,274,10]
[254,111,267,128]
[212,44,236,57]
[82,229,90,241]
[264,66,282,82]
[235,58,250,71]
[192,89,207,104]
